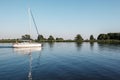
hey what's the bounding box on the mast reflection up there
[13,47,42,80]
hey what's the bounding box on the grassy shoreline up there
[0,39,120,44]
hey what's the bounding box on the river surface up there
[0,42,120,80]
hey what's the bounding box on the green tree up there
[22,34,31,40]
[90,35,95,40]
[75,34,83,42]
[56,38,64,42]
[108,33,120,40]
[37,35,45,41]
[48,35,55,42]
[97,34,109,40]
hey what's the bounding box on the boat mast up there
[28,8,32,40]
[28,8,40,36]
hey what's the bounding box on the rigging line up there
[29,9,40,35]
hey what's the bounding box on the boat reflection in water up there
[13,47,42,80]
[13,47,42,54]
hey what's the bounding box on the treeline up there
[36,34,83,42]
[0,39,16,43]
[96,33,120,43]
[0,33,120,43]
[36,33,120,42]
[97,33,120,40]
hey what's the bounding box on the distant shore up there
[0,32,119,43]
[0,39,120,44]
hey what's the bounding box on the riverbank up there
[0,39,120,44]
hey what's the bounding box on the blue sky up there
[0,0,120,39]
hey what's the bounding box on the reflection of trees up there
[90,42,94,51]
[75,42,82,51]
[97,42,120,52]
[48,42,55,48]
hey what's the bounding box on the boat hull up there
[13,43,42,48]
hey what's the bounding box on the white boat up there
[13,8,41,48]
[13,42,41,48]
[13,47,42,54]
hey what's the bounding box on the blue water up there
[0,42,120,80]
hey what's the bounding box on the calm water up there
[0,42,120,80]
